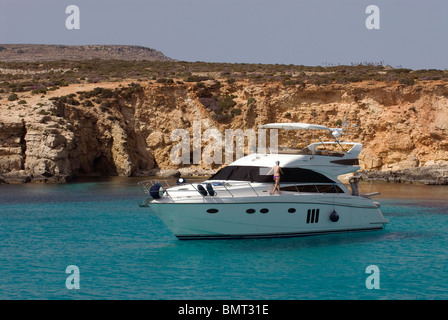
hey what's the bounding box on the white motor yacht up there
[139,123,389,240]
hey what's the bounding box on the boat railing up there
[138,179,360,201]
[345,176,380,198]
[139,180,261,200]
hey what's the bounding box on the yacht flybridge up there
[139,122,389,240]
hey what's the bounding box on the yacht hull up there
[149,195,388,240]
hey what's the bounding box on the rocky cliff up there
[1,79,448,184]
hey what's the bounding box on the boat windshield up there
[209,165,334,183]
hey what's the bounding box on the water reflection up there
[374,182,448,201]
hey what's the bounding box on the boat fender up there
[139,198,151,207]
[330,210,339,222]
[149,183,164,199]
[197,184,208,196]
[206,183,216,196]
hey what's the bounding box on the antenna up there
[339,112,357,141]
[311,109,316,142]
[342,113,349,133]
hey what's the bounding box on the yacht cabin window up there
[209,165,335,184]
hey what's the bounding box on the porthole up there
[288,208,296,213]
[206,208,219,214]
[246,208,256,214]
[260,208,269,213]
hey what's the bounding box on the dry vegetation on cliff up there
[1,58,448,183]
[2,59,448,97]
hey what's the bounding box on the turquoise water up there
[1,178,448,300]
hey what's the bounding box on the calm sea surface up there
[1,177,448,300]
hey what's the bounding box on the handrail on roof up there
[258,122,351,153]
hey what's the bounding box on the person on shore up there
[268,161,283,195]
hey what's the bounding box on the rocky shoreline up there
[141,165,448,186]
[2,165,448,185]
[355,164,448,185]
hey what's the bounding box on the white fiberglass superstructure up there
[139,122,389,240]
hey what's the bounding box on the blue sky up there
[1,0,447,69]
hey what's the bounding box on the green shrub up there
[283,79,305,86]
[184,75,212,82]
[120,82,143,99]
[218,95,237,110]
[231,108,242,117]
[99,88,114,98]
[8,93,18,101]
[31,87,47,95]
[399,78,415,86]
[156,78,174,84]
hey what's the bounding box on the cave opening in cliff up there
[20,122,27,171]
[93,155,118,176]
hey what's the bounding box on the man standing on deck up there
[268,161,283,195]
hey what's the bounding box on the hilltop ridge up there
[0,44,174,62]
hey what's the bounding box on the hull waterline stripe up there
[176,227,384,240]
